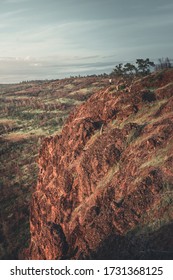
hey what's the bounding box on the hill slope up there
[0,76,108,259]
[25,69,173,259]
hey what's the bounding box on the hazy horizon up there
[0,58,122,84]
[0,0,173,83]
[0,57,169,84]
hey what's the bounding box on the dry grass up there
[0,118,16,125]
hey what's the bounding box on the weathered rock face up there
[25,69,173,259]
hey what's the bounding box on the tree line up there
[111,57,172,77]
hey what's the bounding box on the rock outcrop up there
[25,69,173,259]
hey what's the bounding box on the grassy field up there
[0,76,108,259]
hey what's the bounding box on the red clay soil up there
[24,69,173,259]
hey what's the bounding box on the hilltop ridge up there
[23,69,173,260]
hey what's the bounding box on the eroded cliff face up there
[25,69,173,259]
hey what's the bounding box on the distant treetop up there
[111,58,155,77]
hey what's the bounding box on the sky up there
[0,0,173,83]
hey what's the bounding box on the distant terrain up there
[0,76,108,259]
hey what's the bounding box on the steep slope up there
[0,76,107,259]
[25,69,173,259]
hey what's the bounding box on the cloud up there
[0,23,9,29]
[0,7,29,32]
[156,2,173,11]
[0,9,25,19]
[4,0,29,3]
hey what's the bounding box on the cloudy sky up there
[0,0,173,83]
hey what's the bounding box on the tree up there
[155,57,172,70]
[111,58,155,78]
[123,63,137,76]
[165,57,171,68]
[136,58,155,75]
[111,63,124,77]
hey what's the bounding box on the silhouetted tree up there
[136,58,155,75]
[123,63,137,76]
[155,57,172,70]
[111,58,155,78]
[111,63,124,76]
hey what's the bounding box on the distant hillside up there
[24,69,173,260]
